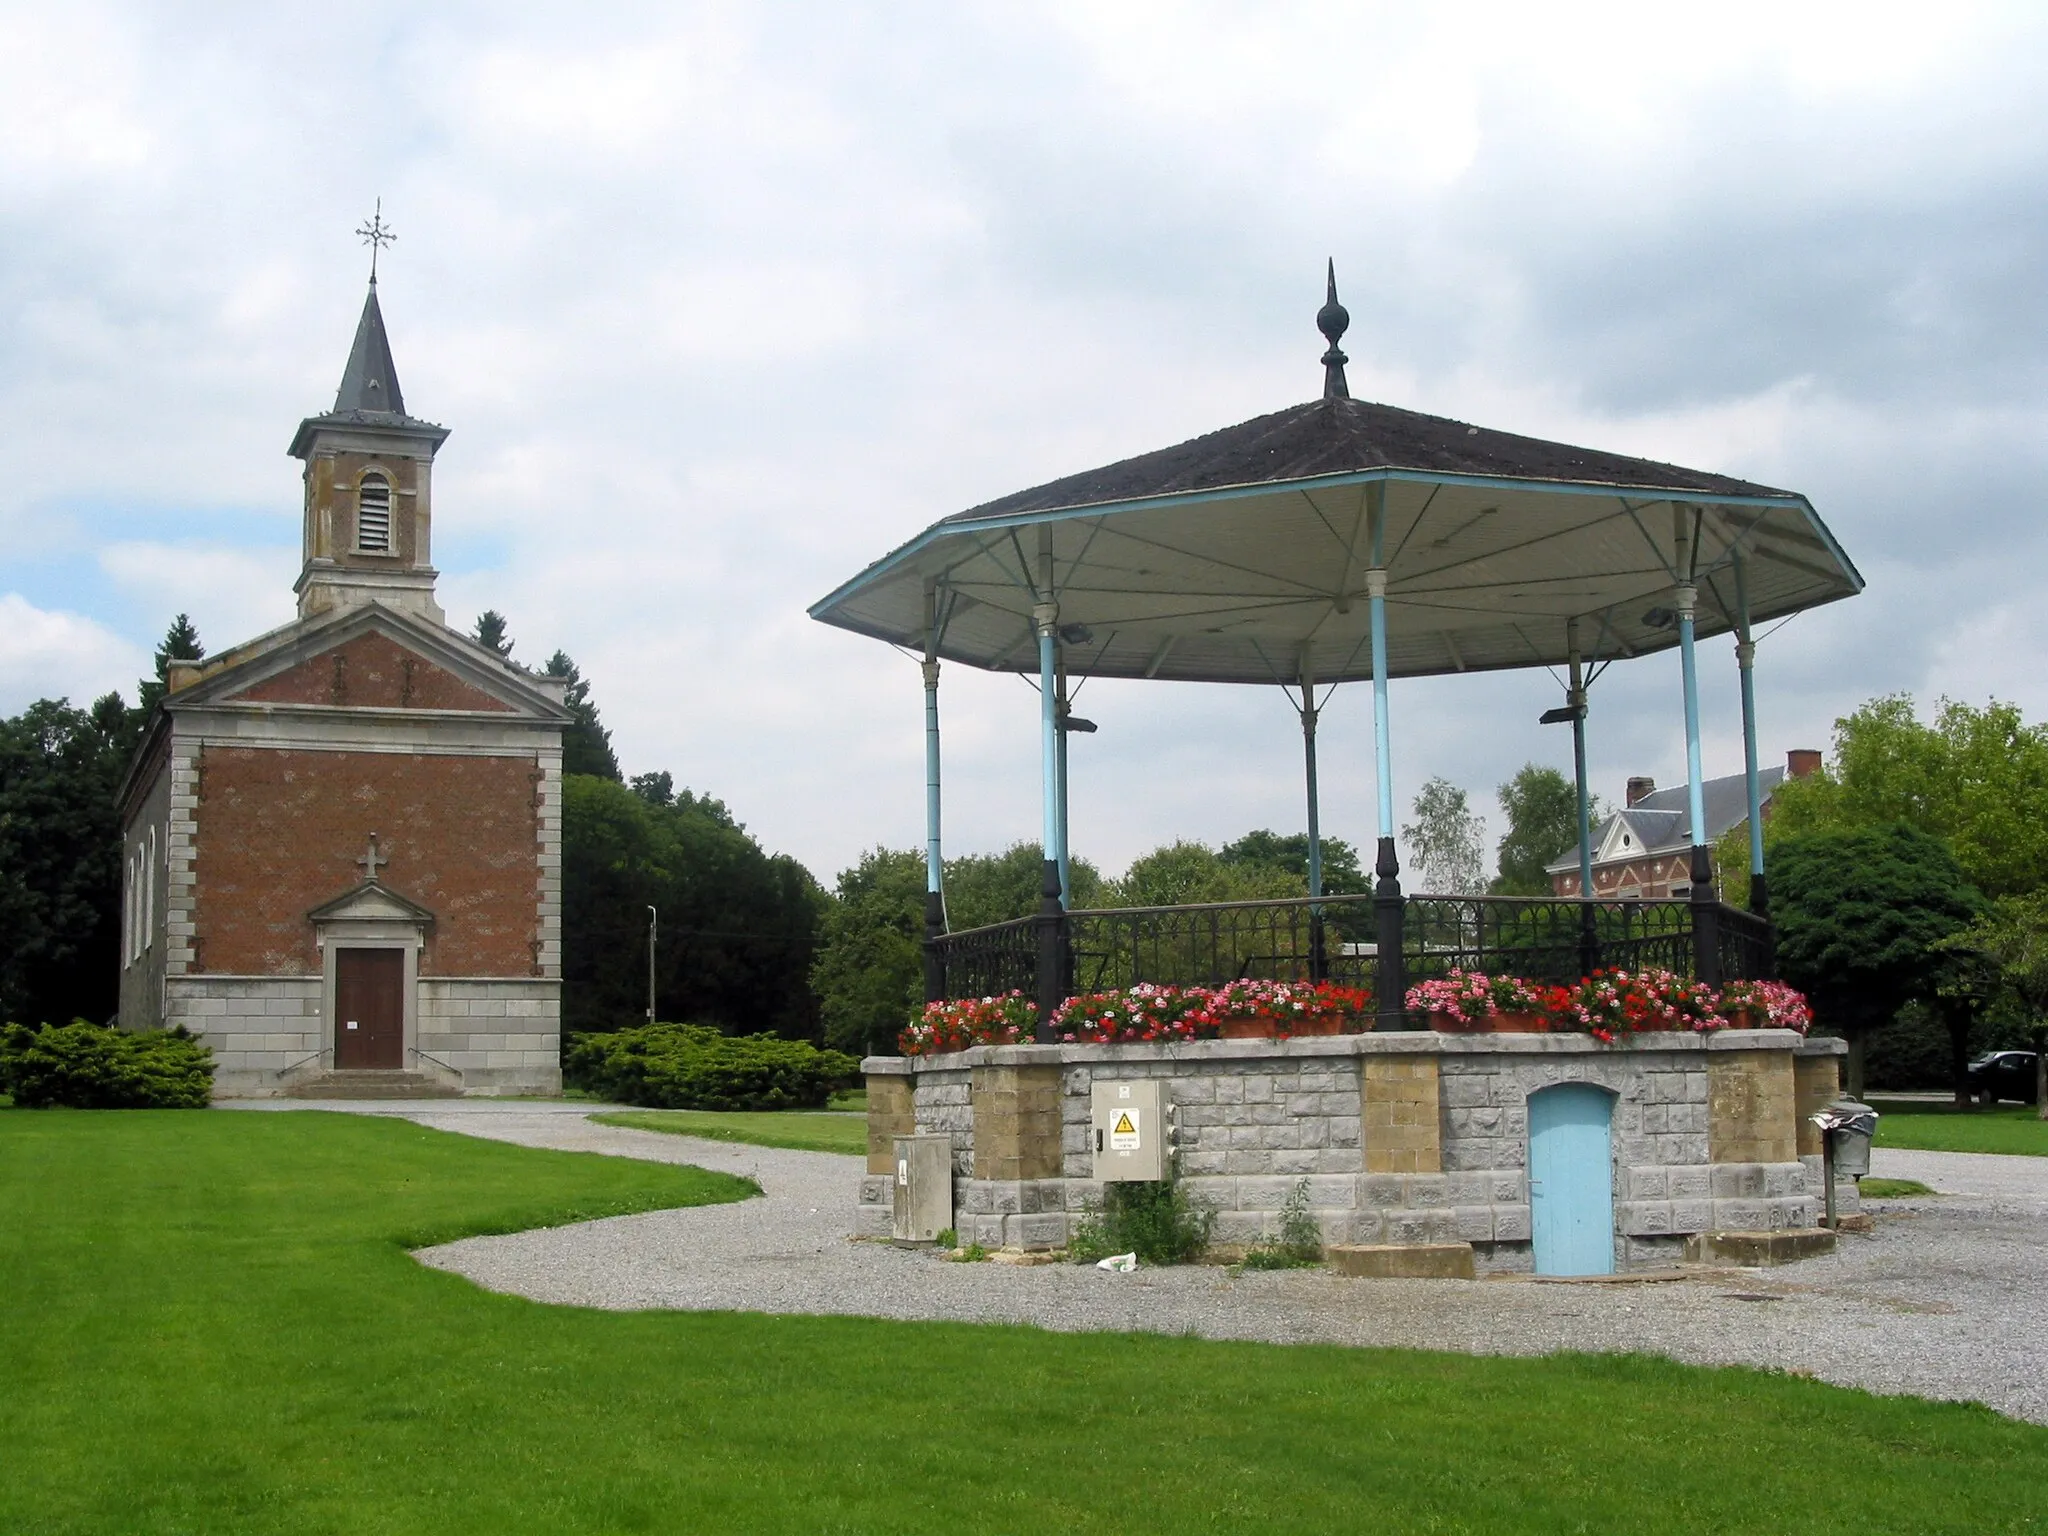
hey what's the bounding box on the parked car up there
[1965,1051,2041,1105]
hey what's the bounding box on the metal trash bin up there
[1809,1097,1879,1227]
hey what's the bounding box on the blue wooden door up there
[1529,1084,1615,1276]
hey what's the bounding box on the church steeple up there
[288,254,451,626]
[332,279,407,417]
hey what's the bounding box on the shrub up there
[0,1020,215,1109]
[565,1023,859,1110]
[1239,1178,1325,1270]
[1068,1179,1215,1265]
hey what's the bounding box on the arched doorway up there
[1529,1083,1617,1276]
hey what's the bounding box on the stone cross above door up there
[356,834,385,884]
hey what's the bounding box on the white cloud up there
[0,594,147,713]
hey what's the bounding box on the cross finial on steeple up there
[356,833,385,884]
[1317,259,1350,401]
[356,199,396,283]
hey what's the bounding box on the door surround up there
[308,882,433,1072]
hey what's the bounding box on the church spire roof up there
[333,278,406,417]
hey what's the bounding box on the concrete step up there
[285,1070,463,1100]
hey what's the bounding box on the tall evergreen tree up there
[543,650,621,780]
[136,615,204,717]
[472,610,513,658]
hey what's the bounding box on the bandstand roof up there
[810,290,1862,686]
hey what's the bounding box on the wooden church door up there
[334,949,405,1069]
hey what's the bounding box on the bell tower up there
[287,268,450,624]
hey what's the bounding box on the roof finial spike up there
[1317,258,1350,401]
[356,198,396,284]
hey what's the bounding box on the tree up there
[472,610,513,658]
[543,651,622,781]
[630,771,674,807]
[1219,829,1368,895]
[946,840,1103,927]
[136,614,204,717]
[1946,891,2048,1118]
[560,775,825,1039]
[1771,823,1986,1099]
[1492,764,1591,896]
[1770,695,2048,900]
[1403,777,1485,895]
[0,695,137,1025]
[811,848,927,1058]
[1111,840,1305,906]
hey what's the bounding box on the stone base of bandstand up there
[860,1031,1852,1273]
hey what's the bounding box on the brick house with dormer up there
[1546,750,1822,899]
[115,277,570,1097]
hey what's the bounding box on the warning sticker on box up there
[1109,1110,1141,1151]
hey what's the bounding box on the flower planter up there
[1724,1007,1759,1031]
[1425,1011,1485,1033]
[1282,1015,1349,1038]
[1489,1011,1549,1034]
[1217,1017,1278,1039]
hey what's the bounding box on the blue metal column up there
[920,585,947,1005]
[1733,559,1767,918]
[1367,548,1405,1028]
[1676,577,1722,984]
[1031,562,1065,1035]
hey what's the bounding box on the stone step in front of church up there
[285,1071,464,1100]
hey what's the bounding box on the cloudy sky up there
[4,2,2045,885]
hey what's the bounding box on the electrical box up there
[1090,1080,1168,1182]
[891,1133,953,1243]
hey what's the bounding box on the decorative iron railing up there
[922,890,1776,1016]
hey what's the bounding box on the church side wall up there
[117,748,173,1032]
[194,745,540,976]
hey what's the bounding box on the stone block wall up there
[168,976,324,1096]
[864,1031,1843,1263]
[416,978,560,1094]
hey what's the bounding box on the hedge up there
[0,1020,216,1109]
[565,1023,858,1111]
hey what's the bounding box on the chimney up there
[1626,775,1656,807]
[1786,749,1822,779]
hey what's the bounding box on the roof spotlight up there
[1058,623,1095,645]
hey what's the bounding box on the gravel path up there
[258,1103,2048,1426]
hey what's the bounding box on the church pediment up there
[168,604,571,721]
[308,880,436,927]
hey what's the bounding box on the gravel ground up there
[246,1103,2048,1426]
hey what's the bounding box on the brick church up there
[115,276,569,1097]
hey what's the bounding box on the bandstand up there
[812,271,1865,1272]
[811,267,1863,1027]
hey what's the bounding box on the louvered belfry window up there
[357,474,393,553]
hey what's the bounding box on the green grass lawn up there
[1869,1098,2048,1157]
[4,1113,2047,1534]
[590,1108,867,1155]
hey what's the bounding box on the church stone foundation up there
[860,1032,1846,1267]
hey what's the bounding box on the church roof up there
[288,279,449,458]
